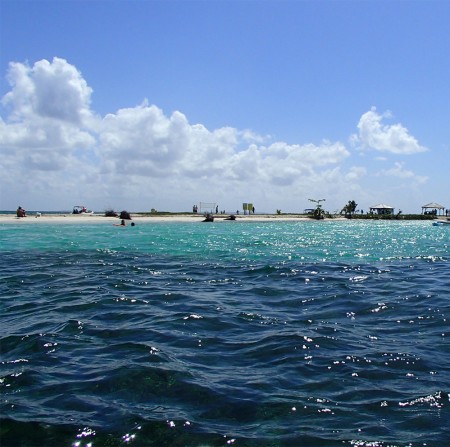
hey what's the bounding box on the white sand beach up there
[0,213,325,224]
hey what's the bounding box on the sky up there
[1,0,449,214]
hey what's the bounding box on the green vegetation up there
[341,200,357,218]
[104,208,118,217]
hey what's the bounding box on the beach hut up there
[421,202,445,216]
[370,204,395,215]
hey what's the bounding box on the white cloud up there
[0,58,430,213]
[1,58,96,173]
[345,166,367,181]
[257,141,350,186]
[2,57,93,124]
[99,104,188,175]
[377,162,428,185]
[96,101,350,186]
[351,107,428,155]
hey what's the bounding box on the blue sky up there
[1,0,449,213]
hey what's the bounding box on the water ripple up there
[1,221,449,445]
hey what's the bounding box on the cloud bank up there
[0,58,429,212]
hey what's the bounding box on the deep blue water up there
[1,220,449,446]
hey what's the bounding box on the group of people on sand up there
[16,206,26,217]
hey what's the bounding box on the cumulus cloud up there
[351,107,428,155]
[2,57,93,123]
[377,162,428,185]
[0,58,429,212]
[99,104,187,175]
[98,101,350,186]
[1,58,96,172]
[255,141,350,186]
[345,166,367,181]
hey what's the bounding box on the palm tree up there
[341,200,358,218]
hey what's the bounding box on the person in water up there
[114,219,126,226]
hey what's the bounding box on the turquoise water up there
[1,220,449,446]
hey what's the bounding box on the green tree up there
[341,200,358,218]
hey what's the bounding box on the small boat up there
[432,220,450,226]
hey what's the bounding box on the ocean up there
[1,220,449,446]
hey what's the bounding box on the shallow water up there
[1,220,449,446]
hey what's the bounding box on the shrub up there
[104,209,118,217]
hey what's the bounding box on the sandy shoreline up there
[0,213,323,224]
[2,213,441,224]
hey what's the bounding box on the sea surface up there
[1,220,449,447]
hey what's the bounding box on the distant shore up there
[0,212,440,224]
[0,213,319,224]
